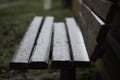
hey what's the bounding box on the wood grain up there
[30,16,54,69]
[80,4,109,60]
[51,23,71,69]
[10,16,43,69]
[84,0,114,22]
[66,18,90,67]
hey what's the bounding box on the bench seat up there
[10,16,90,70]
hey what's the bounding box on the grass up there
[0,0,74,67]
[0,0,73,80]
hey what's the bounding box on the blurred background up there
[0,0,100,80]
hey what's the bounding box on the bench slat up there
[78,12,93,57]
[30,16,54,69]
[66,18,90,67]
[84,0,114,22]
[10,16,43,69]
[52,23,71,69]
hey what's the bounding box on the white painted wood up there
[66,18,89,62]
[30,17,54,65]
[84,3,105,25]
[11,16,43,63]
[44,0,52,10]
[83,0,113,21]
[52,23,71,61]
[80,4,106,57]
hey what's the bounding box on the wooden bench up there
[10,16,90,80]
[72,0,120,80]
[72,0,117,61]
[10,0,120,79]
[78,2,110,61]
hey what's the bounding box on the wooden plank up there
[83,0,114,22]
[66,18,90,67]
[10,16,43,69]
[51,23,71,69]
[78,11,88,45]
[78,11,94,57]
[81,3,106,42]
[30,16,54,69]
[80,4,109,59]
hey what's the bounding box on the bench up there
[78,2,110,61]
[10,0,120,79]
[72,0,120,80]
[10,16,90,80]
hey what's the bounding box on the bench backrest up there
[72,0,120,80]
[84,0,115,23]
[77,2,110,61]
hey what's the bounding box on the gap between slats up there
[10,16,43,69]
[65,18,90,67]
[52,22,71,69]
[30,16,54,69]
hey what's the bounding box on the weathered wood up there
[84,0,114,23]
[30,17,54,69]
[79,11,96,55]
[51,23,71,69]
[78,12,88,47]
[79,4,109,61]
[81,3,105,43]
[10,17,43,69]
[66,18,90,67]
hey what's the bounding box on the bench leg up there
[60,68,75,80]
